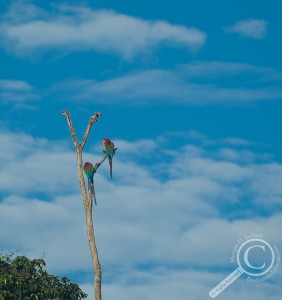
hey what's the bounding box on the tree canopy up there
[0,252,87,300]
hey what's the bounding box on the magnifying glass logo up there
[209,238,275,298]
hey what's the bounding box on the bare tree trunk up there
[62,110,106,300]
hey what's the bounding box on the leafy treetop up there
[0,252,87,300]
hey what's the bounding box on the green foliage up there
[0,252,87,300]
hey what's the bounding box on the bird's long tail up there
[108,157,112,179]
[88,181,97,205]
[91,182,97,206]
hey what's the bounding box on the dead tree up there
[62,110,105,300]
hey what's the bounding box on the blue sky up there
[0,0,282,299]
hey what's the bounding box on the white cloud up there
[217,148,255,163]
[0,194,91,272]
[0,130,281,299]
[224,19,268,39]
[103,139,157,157]
[0,131,78,194]
[179,61,282,81]
[54,62,282,105]
[251,163,282,207]
[163,131,258,149]
[0,130,43,161]
[0,4,206,59]
[82,269,282,300]
[0,79,38,105]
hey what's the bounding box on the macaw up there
[83,162,97,205]
[103,138,117,179]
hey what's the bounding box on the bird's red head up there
[103,138,111,146]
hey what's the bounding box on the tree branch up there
[62,110,104,300]
[61,110,79,148]
[94,155,107,172]
[61,110,102,150]
[81,112,102,150]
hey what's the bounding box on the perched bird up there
[103,138,116,179]
[83,162,97,205]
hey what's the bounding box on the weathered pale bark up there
[62,110,106,300]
